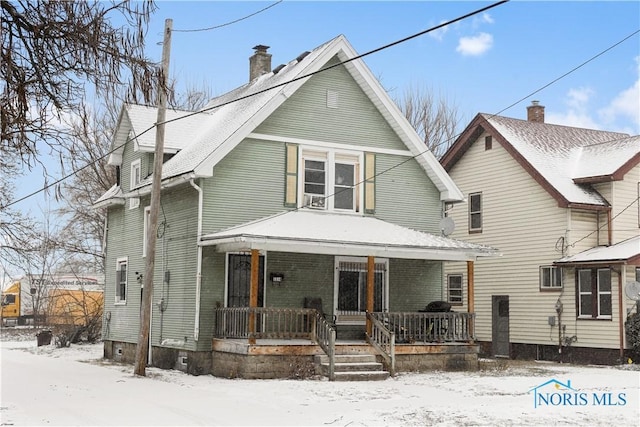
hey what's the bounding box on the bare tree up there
[396,83,462,159]
[1,0,159,172]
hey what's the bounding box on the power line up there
[172,1,283,33]
[4,0,508,209]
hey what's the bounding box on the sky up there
[4,1,640,280]
[1,336,639,426]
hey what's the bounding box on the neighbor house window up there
[469,192,482,232]
[447,274,463,304]
[115,258,128,303]
[301,149,361,212]
[130,159,141,190]
[577,268,611,319]
[540,266,562,290]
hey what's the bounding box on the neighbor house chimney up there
[527,100,545,123]
[249,45,271,81]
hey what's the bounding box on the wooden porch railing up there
[366,312,395,376]
[370,311,476,344]
[213,307,336,379]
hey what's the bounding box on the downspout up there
[190,178,203,341]
[617,267,624,361]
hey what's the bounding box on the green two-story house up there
[94,35,498,379]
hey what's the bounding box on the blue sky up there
[10,0,640,214]
[145,0,639,133]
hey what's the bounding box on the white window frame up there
[130,159,141,190]
[142,206,151,257]
[447,274,463,304]
[469,192,482,232]
[578,268,612,319]
[299,148,363,213]
[539,266,562,290]
[115,257,128,304]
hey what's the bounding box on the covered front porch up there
[201,210,498,380]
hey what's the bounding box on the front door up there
[227,254,265,307]
[335,257,388,323]
[492,295,510,357]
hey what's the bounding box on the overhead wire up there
[172,1,283,33]
[3,0,508,210]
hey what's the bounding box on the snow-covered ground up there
[0,329,638,426]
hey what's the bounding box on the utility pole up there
[134,18,172,377]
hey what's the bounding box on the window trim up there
[115,257,128,305]
[577,267,612,320]
[539,266,563,291]
[130,159,141,190]
[468,192,483,233]
[447,274,463,305]
[299,148,363,213]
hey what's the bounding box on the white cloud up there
[598,57,640,131]
[428,20,450,42]
[473,12,494,27]
[456,32,493,56]
[546,87,601,129]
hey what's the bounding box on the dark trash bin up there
[36,330,52,346]
[422,300,453,313]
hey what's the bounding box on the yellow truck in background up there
[1,275,104,327]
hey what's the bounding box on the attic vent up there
[327,90,339,109]
[273,64,286,74]
[296,51,311,62]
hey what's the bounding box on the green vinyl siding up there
[388,259,443,311]
[374,153,441,233]
[254,56,406,152]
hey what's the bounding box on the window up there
[448,275,463,304]
[142,206,151,257]
[115,258,128,303]
[469,192,482,232]
[130,159,141,190]
[335,257,388,320]
[301,149,362,212]
[540,266,562,290]
[577,268,611,319]
[485,135,492,150]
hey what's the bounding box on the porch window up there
[447,274,463,304]
[335,258,388,321]
[577,268,611,319]
[540,266,562,290]
[115,258,128,304]
[469,192,482,233]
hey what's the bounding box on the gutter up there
[190,178,203,341]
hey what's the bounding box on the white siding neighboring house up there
[441,102,640,364]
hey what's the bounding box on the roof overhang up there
[200,210,500,262]
[555,236,640,266]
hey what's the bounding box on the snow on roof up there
[573,135,640,180]
[126,104,206,153]
[556,235,640,264]
[201,210,499,261]
[92,184,124,208]
[483,114,631,206]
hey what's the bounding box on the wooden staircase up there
[314,354,390,381]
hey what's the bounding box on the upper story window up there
[485,136,492,150]
[469,192,482,233]
[540,266,562,290]
[130,159,141,190]
[301,149,361,213]
[115,257,128,304]
[577,268,611,319]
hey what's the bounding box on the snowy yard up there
[0,329,638,426]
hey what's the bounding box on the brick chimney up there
[249,45,271,81]
[527,100,545,123]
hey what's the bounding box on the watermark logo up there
[528,378,627,408]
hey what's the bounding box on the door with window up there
[227,254,265,307]
[335,258,387,323]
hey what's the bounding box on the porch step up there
[314,354,389,381]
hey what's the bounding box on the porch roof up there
[200,210,499,261]
[555,235,640,265]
